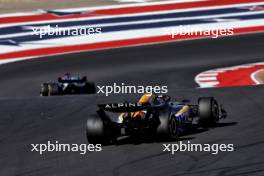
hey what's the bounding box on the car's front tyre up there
[156,112,180,139]
[40,83,49,96]
[48,83,61,96]
[198,97,219,127]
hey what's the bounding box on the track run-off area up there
[0,0,264,176]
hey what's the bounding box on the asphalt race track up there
[1,33,264,176]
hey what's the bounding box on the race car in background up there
[86,94,227,144]
[40,73,96,96]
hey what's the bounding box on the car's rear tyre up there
[156,113,180,139]
[82,76,87,82]
[86,116,111,145]
[198,97,219,126]
[85,82,96,94]
[48,83,60,96]
[40,83,49,96]
[58,77,62,82]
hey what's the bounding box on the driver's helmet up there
[138,93,156,105]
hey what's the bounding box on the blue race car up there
[40,73,96,96]
[86,94,227,144]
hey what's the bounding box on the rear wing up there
[58,79,84,83]
[98,102,150,112]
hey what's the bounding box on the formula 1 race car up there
[86,94,227,144]
[40,73,96,96]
